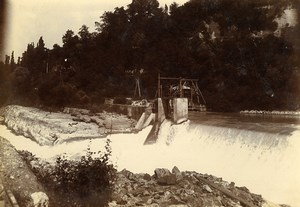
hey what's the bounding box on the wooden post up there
[196,82,206,104]
[190,83,193,108]
[179,78,183,98]
[158,73,161,98]
[134,78,141,97]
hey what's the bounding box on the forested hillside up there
[0,0,299,111]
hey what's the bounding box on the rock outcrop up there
[0,105,136,145]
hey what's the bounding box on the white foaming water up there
[155,121,300,207]
[1,120,300,206]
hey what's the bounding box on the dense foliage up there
[1,0,299,111]
[20,139,116,207]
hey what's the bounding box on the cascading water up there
[154,120,300,206]
[1,112,300,206]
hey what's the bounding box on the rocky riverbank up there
[110,168,264,207]
[0,105,136,145]
[14,148,287,207]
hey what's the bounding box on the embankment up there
[0,137,48,207]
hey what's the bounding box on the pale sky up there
[2,0,188,60]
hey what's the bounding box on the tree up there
[35,36,47,74]
[9,66,31,104]
[21,43,34,68]
[63,30,75,45]
[10,0,300,110]
[37,36,45,49]
[127,0,160,19]
[0,61,11,105]
[78,25,91,41]
[17,57,21,65]
[5,55,9,65]
[10,51,15,69]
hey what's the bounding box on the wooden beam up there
[160,77,199,81]
[158,73,161,98]
[160,77,181,80]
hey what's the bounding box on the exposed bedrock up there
[0,105,136,145]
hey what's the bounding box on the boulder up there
[143,173,152,181]
[157,174,177,185]
[31,192,49,207]
[90,116,104,126]
[172,166,183,182]
[172,166,181,174]
[154,168,171,179]
[77,115,91,123]
[120,169,136,180]
[203,185,213,193]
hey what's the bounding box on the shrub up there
[113,97,127,104]
[89,92,105,105]
[75,90,91,105]
[26,139,116,207]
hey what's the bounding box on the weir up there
[133,108,300,206]
[153,119,300,207]
[1,109,300,206]
[137,74,202,144]
[137,97,189,144]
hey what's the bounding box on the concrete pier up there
[157,98,166,123]
[141,97,189,144]
[173,98,188,124]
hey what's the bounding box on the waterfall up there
[154,120,300,206]
[1,116,300,206]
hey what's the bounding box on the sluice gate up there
[135,97,189,144]
[136,74,205,144]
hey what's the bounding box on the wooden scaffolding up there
[157,74,206,111]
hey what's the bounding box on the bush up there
[75,90,91,105]
[113,97,127,104]
[28,139,116,207]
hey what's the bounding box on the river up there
[1,111,300,206]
